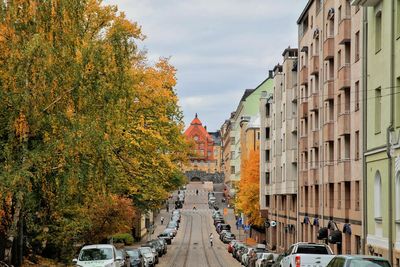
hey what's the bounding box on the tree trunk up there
[4,192,23,265]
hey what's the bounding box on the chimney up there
[204,126,207,130]
[268,70,273,78]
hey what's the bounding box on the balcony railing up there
[299,136,308,152]
[323,121,334,141]
[338,64,351,90]
[309,168,319,185]
[323,163,335,183]
[310,55,319,75]
[338,18,351,44]
[338,112,350,135]
[323,80,334,101]
[300,101,308,118]
[291,149,298,163]
[323,37,334,60]
[337,159,351,182]
[300,66,309,85]
[291,118,297,133]
[311,130,319,148]
[309,93,319,111]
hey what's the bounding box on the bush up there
[113,233,134,245]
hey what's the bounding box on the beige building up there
[220,112,236,187]
[297,0,363,254]
[260,49,299,252]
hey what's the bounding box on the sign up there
[236,217,243,227]
[244,225,251,231]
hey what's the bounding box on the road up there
[157,182,241,267]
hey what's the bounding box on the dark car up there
[126,249,144,267]
[219,230,230,240]
[222,232,236,243]
[158,232,173,244]
[155,238,167,254]
[148,240,163,257]
[216,223,231,234]
[326,255,391,267]
[214,218,225,226]
[116,249,129,267]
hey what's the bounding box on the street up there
[157,182,241,267]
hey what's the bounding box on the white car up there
[73,244,122,267]
[139,247,156,267]
[255,252,277,267]
[280,242,335,267]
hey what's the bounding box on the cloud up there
[103,0,308,131]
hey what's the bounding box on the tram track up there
[167,212,193,267]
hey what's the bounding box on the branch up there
[42,87,75,112]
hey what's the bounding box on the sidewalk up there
[223,207,257,246]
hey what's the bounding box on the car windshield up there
[79,248,113,261]
[296,245,330,254]
[126,250,139,258]
[139,247,152,254]
[349,259,391,267]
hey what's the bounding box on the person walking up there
[160,216,164,225]
[209,233,213,247]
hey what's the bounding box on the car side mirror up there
[72,258,78,264]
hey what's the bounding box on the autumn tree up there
[0,0,190,264]
[236,149,263,226]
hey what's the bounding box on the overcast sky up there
[103,0,308,131]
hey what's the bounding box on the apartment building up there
[297,0,363,254]
[351,0,400,265]
[259,49,298,252]
[220,112,236,188]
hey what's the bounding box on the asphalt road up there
[157,182,241,267]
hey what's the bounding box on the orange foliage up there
[236,149,263,226]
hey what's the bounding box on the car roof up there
[81,244,115,249]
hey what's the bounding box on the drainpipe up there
[387,1,395,265]
[362,5,368,256]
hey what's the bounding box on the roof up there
[81,244,115,249]
[297,0,313,24]
[209,131,221,145]
[190,113,202,125]
[240,89,255,102]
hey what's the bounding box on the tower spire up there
[195,113,198,118]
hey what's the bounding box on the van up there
[73,244,122,267]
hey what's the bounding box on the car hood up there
[76,259,114,267]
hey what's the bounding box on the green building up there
[352,0,400,265]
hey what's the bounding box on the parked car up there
[255,252,279,267]
[219,230,230,240]
[236,246,249,262]
[138,247,155,267]
[167,221,179,230]
[232,242,246,259]
[140,245,159,264]
[271,253,285,267]
[280,242,335,267]
[241,247,255,266]
[164,228,177,237]
[116,249,129,267]
[326,255,391,267]
[216,223,231,234]
[158,232,173,244]
[227,240,238,253]
[155,238,167,254]
[222,232,236,243]
[145,240,163,257]
[125,249,144,267]
[73,244,122,267]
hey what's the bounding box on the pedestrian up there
[249,250,257,267]
[196,189,199,195]
[209,233,213,247]
[160,216,164,225]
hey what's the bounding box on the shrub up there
[113,233,134,245]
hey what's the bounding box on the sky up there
[103,0,308,131]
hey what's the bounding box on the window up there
[345,0,351,17]
[283,133,286,152]
[345,43,351,64]
[338,182,342,209]
[355,81,360,111]
[338,94,342,115]
[344,135,350,159]
[375,87,382,133]
[355,31,360,62]
[337,50,342,69]
[266,127,271,139]
[338,138,342,160]
[338,5,342,23]
[374,171,382,219]
[355,181,360,211]
[266,150,271,162]
[231,166,235,174]
[355,131,360,159]
[266,172,270,184]
[375,10,382,52]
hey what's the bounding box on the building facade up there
[220,112,237,188]
[260,49,299,252]
[297,0,363,255]
[351,0,400,265]
[183,114,219,174]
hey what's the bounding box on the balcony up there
[323,37,334,60]
[338,112,350,135]
[311,130,319,148]
[310,55,319,75]
[265,162,272,172]
[292,87,298,102]
[265,117,272,126]
[309,93,319,111]
[338,18,351,44]
[299,136,308,152]
[323,121,334,141]
[265,184,272,195]
[265,139,272,150]
[309,168,319,185]
[337,159,351,182]
[323,80,335,101]
[338,64,351,90]
[300,66,308,85]
[323,163,335,183]
[300,101,308,118]
[291,149,298,163]
[291,118,298,133]
[300,170,309,186]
